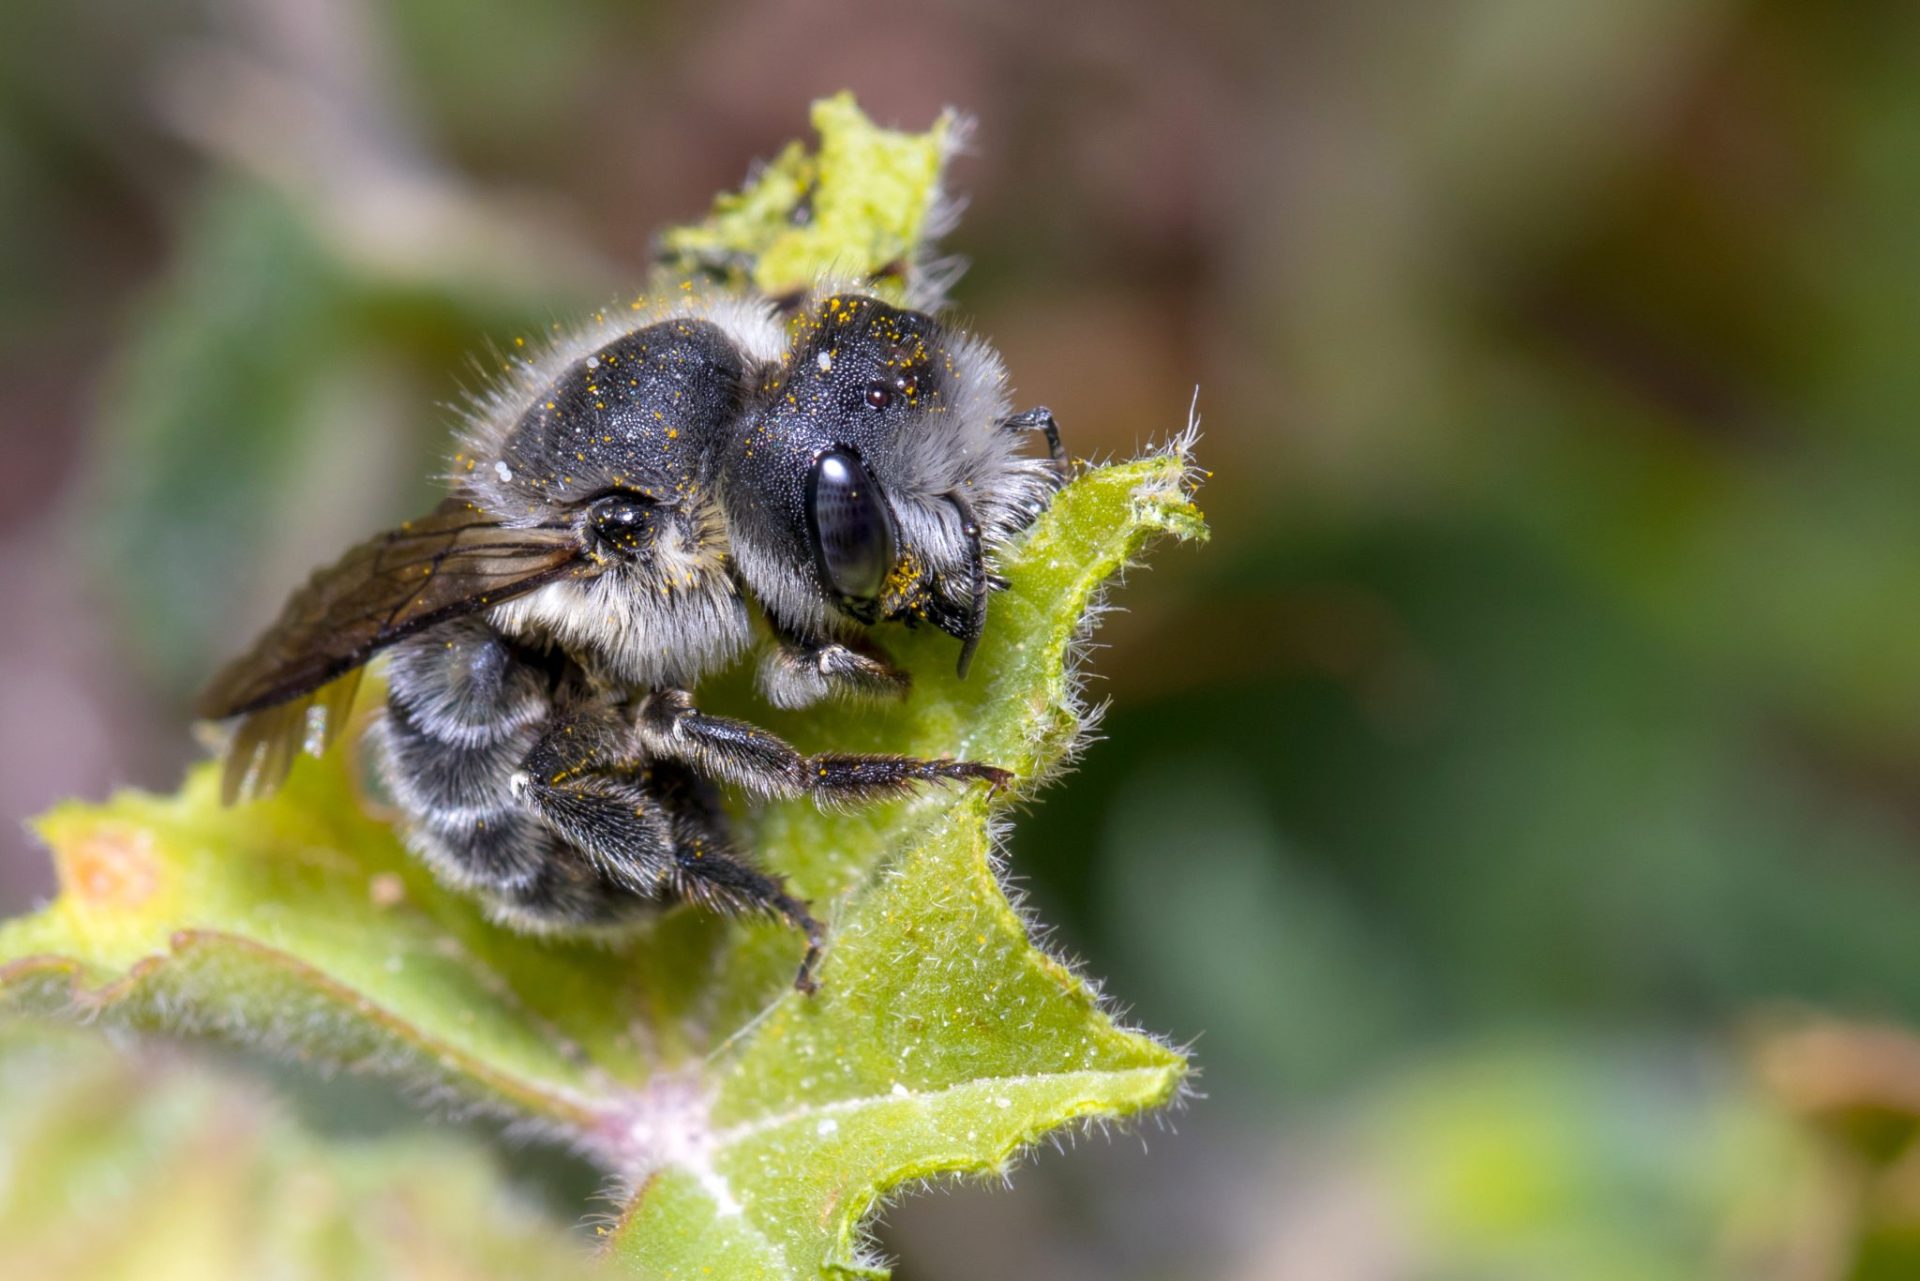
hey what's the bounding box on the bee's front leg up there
[756,626,910,710]
[636,689,1009,804]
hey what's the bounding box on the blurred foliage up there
[89,177,593,694]
[1760,1020,1920,1280]
[0,1020,595,1280]
[1044,517,1920,1100]
[1362,1040,1830,1281]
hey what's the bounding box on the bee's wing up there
[198,496,589,803]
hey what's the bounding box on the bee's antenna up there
[1001,405,1067,478]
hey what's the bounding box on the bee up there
[196,288,1068,992]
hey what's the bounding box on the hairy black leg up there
[378,623,819,979]
[756,622,910,710]
[509,711,680,895]
[408,813,657,932]
[944,488,991,678]
[513,712,826,990]
[1002,405,1069,477]
[650,766,826,992]
[635,689,1011,804]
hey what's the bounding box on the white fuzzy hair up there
[488,502,753,689]
[870,324,1055,541]
[865,322,1059,626]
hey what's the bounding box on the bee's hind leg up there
[510,710,825,991]
[508,710,677,891]
[649,764,825,993]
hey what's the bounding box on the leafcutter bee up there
[198,289,1066,991]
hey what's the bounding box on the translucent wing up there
[198,497,589,802]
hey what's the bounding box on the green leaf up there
[0,1019,598,1279]
[0,449,1203,1278]
[656,92,960,302]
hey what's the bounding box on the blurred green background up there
[6,0,1920,1276]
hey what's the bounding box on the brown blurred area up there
[10,1,1920,1276]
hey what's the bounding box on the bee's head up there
[720,294,1054,673]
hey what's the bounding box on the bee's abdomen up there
[379,697,537,830]
[373,616,547,875]
[373,617,649,927]
[377,619,546,810]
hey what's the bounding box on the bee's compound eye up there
[805,448,895,604]
[864,382,893,411]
